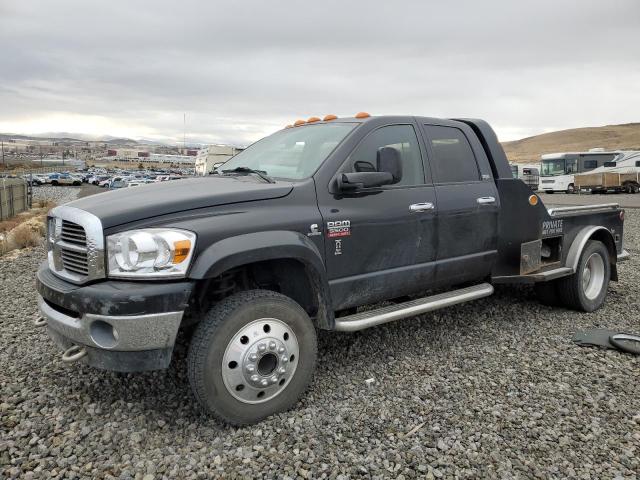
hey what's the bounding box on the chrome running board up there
[334,283,494,332]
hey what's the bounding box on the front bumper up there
[36,262,195,371]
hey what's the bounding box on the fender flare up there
[566,226,617,279]
[188,231,335,328]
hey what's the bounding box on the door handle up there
[409,202,435,212]
[476,196,496,205]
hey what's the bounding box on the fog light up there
[89,320,118,349]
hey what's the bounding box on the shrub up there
[10,223,43,249]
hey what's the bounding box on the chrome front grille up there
[47,205,105,284]
[61,220,87,246]
[60,245,89,275]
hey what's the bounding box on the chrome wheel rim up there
[222,318,299,404]
[582,253,605,300]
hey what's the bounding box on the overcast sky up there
[1,0,639,145]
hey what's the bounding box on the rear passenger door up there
[421,123,499,286]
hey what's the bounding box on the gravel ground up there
[1,211,639,478]
[32,186,81,205]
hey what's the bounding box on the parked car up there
[48,173,82,186]
[127,179,153,188]
[91,175,111,185]
[36,114,629,425]
[105,176,127,189]
[21,175,43,186]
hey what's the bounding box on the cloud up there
[1,0,639,144]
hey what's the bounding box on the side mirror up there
[377,146,402,183]
[354,161,376,172]
[337,171,394,191]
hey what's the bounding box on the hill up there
[502,123,640,164]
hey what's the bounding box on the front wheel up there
[187,290,317,425]
[566,184,575,194]
[558,240,610,312]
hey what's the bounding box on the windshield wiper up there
[220,166,275,183]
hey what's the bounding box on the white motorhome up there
[538,149,621,193]
[574,151,640,193]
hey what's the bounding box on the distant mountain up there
[502,123,640,164]
[0,133,86,143]
[0,132,153,145]
[102,137,139,145]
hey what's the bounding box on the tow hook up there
[34,316,47,327]
[62,345,87,363]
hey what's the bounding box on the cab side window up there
[347,125,425,186]
[425,125,480,184]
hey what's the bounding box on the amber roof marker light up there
[323,114,338,121]
[293,119,306,126]
[355,112,371,118]
[307,116,321,123]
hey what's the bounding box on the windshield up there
[540,159,566,176]
[221,123,356,180]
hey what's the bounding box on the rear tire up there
[187,289,317,425]
[557,240,610,312]
[51,180,59,186]
[535,281,560,307]
[566,184,575,194]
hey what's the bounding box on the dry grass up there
[10,222,44,248]
[0,218,20,234]
[0,202,53,256]
[502,122,640,164]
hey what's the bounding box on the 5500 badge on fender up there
[327,220,351,238]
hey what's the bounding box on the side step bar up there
[334,283,494,332]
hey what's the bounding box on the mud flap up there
[573,328,640,355]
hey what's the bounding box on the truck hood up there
[67,176,294,228]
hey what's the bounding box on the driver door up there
[317,123,438,310]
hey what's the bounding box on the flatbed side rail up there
[547,203,619,217]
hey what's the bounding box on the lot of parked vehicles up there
[7,167,195,189]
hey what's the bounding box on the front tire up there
[558,240,610,312]
[566,184,575,194]
[187,290,317,425]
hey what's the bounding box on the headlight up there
[107,228,196,279]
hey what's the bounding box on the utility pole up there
[1,138,4,167]
[183,113,186,154]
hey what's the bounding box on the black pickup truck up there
[36,114,629,424]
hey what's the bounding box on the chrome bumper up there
[37,295,183,351]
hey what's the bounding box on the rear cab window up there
[423,125,480,184]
